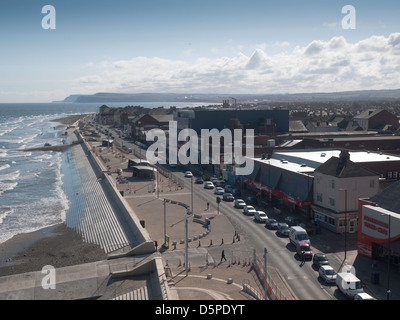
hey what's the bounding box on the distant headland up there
[56,89,400,104]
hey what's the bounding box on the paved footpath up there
[94,144,296,300]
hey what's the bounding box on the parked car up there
[243,205,257,216]
[232,188,241,196]
[234,199,246,209]
[318,265,337,284]
[296,241,312,261]
[277,223,290,237]
[285,216,301,226]
[224,185,233,193]
[245,196,257,205]
[265,218,279,229]
[210,177,219,184]
[222,193,235,202]
[215,180,226,188]
[313,253,329,268]
[254,211,268,223]
[354,293,375,300]
[195,177,204,184]
[214,187,225,195]
[204,181,214,189]
[184,171,193,177]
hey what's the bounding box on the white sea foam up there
[0,170,20,181]
[0,164,10,171]
[0,208,13,225]
[0,181,18,195]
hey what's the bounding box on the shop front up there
[358,204,400,268]
[243,177,312,214]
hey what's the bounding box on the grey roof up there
[289,120,308,132]
[246,160,312,200]
[369,180,400,214]
[315,156,379,178]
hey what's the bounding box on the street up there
[99,123,350,300]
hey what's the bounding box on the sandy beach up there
[0,223,107,277]
[0,113,108,278]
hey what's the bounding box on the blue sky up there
[0,0,399,102]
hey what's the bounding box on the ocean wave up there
[0,208,14,225]
[0,164,10,171]
[0,170,20,181]
[0,181,18,195]
[0,126,17,137]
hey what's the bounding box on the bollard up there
[232,236,235,244]
[209,239,213,247]
[198,241,201,247]
[221,238,224,245]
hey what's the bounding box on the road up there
[96,124,343,300]
[172,169,338,300]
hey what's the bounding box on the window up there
[388,172,393,179]
[329,197,335,207]
[316,192,323,202]
[331,179,335,189]
[394,172,398,179]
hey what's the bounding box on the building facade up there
[358,181,400,267]
[312,150,379,233]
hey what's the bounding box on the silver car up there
[243,205,257,216]
[254,211,268,223]
[318,265,337,284]
[234,199,246,209]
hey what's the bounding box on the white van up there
[336,272,364,299]
[289,226,310,246]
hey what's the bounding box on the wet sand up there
[0,224,107,277]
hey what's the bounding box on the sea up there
[0,101,210,244]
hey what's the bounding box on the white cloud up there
[73,33,400,95]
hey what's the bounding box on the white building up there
[312,150,380,233]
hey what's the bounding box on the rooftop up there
[369,180,400,214]
[251,149,400,176]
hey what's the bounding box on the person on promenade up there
[220,250,227,263]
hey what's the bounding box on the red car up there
[296,241,312,261]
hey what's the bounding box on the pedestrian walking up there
[220,250,227,263]
[154,240,158,251]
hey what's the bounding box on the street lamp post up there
[382,212,392,300]
[191,176,193,214]
[185,212,189,276]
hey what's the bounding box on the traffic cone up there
[227,260,231,268]
[233,256,236,265]
[166,260,169,267]
[242,259,246,267]
[178,259,181,267]
[188,263,191,272]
